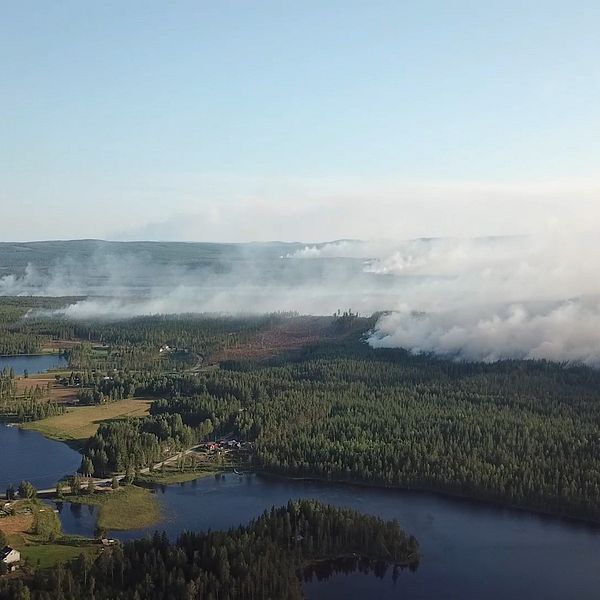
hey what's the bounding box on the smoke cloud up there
[369,301,600,366]
[0,245,401,318]
[2,232,600,365]
[291,233,600,366]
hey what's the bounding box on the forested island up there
[0,500,419,599]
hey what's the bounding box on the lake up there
[0,424,81,490]
[0,353,77,490]
[2,347,597,598]
[0,353,67,376]
[55,473,600,599]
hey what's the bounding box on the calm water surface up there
[0,354,76,489]
[8,352,598,597]
[0,424,81,490]
[56,473,600,600]
[0,354,67,376]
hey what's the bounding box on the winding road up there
[32,445,203,496]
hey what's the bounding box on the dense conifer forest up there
[68,332,600,522]
[0,500,419,600]
[84,414,197,476]
[3,306,600,523]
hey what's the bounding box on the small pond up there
[0,354,67,376]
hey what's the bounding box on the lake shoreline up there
[255,470,600,529]
[5,353,599,530]
[21,417,600,530]
[0,351,63,358]
[36,465,600,599]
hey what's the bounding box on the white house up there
[1,546,20,571]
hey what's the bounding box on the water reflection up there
[0,354,67,376]
[54,474,600,600]
[302,555,418,585]
[0,424,81,490]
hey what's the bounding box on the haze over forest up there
[4,4,600,600]
[1,235,599,366]
[2,1,599,365]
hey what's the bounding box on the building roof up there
[1,546,18,561]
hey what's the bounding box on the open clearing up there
[68,485,161,531]
[15,372,79,403]
[209,316,351,363]
[21,541,98,569]
[97,485,161,530]
[0,499,99,568]
[0,511,34,542]
[21,397,152,443]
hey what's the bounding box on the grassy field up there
[67,485,161,531]
[21,398,152,444]
[0,499,99,569]
[21,539,98,569]
[136,464,223,485]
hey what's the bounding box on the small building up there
[1,546,20,571]
[100,537,117,546]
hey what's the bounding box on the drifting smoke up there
[0,245,401,317]
[291,233,600,366]
[2,233,600,365]
[369,301,600,366]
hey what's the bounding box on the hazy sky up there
[1,0,599,242]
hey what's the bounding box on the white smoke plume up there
[294,232,600,366]
[3,233,600,365]
[368,301,600,366]
[0,245,400,317]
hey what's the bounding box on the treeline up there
[83,414,199,476]
[0,500,419,599]
[0,368,16,398]
[8,314,286,372]
[0,297,80,355]
[73,371,137,405]
[65,314,278,352]
[50,368,191,406]
[130,341,600,521]
[0,398,65,422]
[0,333,43,355]
[0,368,64,422]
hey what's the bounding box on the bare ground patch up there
[210,316,340,362]
[14,375,79,403]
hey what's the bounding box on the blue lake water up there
[55,473,600,600]
[0,424,81,490]
[0,354,76,490]
[5,351,598,596]
[0,353,67,376]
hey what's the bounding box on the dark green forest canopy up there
[0,500,419,600]
[3,307,600,522]
[78,336,600,522]
[242,352,600,520]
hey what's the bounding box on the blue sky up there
[1,1,599,241]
